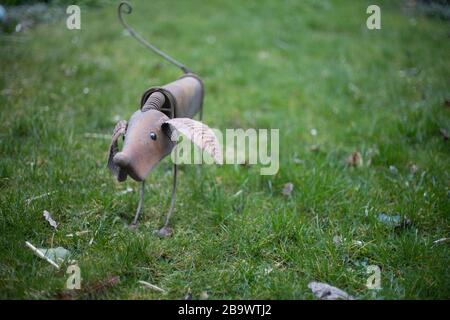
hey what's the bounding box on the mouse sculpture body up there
[108,3,221,237]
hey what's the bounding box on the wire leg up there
[132,180,145,225]
[164,164,177,227]
[155,164,177,237]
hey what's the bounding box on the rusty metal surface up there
[140,73,204,119]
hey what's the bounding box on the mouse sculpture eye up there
[149,132,157,140]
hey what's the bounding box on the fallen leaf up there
[38,247,70,262]
[184,288,192,300]
[351,240,364,247]
[43,210,57,230]
[154,226,173,238]
[282,182,294,196]
[346,151,363,167]
[25,241,60,269]
[310,144,320,152]
[84,275,120,298]
[264,267,273,275]
[118,187,133,195]
[308,281,354,300]
[200,291,209,300]
[389,165,398,174]
[333,235,343,245]
[377,213,401,225]
[56,275,120,300]
[377,212,412,230]
[232,190,243,197]
[408,163,419,174]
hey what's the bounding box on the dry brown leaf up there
[165,118,222,164]
[346,151,363,167]
[56,275,120,299]
[85,275,120,297]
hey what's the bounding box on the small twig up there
[66,230,90,237]
[25,241,60,270]
[138,280,166,293]
[25,191,56,205]
[433,237,449,245]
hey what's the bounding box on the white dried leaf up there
[232,190,243,197]
[352,240,364,246]
[433,237,449,245]
[118,187,133,195]
[25,241,60,269]
[43,210,57,229]
[200,291,209,300]
[308,281,354,300]
[333,235,342,245]
[38,247,70,262]
[282,182,294,196]
[165,118,222,164]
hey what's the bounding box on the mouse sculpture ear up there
[163,118,223,164]
[107,120,128,181]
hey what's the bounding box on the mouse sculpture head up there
[107,77,222,183]
[108,108,172,182]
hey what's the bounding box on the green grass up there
[0,0,449,299]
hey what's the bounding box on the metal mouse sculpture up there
[108,2,221,237]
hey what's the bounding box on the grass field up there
[0,0,449,299]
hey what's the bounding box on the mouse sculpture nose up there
[113,150,153,181]
[113,152,130,168]
[113,151,146,181]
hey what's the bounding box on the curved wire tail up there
[118,1,191,74]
